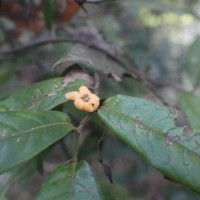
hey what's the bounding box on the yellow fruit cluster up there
[65,86,100,112]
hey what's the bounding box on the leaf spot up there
[0,130,7,139]
[86,59,93,65]
[54,84,59,89]
[46,92,56,97]
[28,102,36,110]
[112,120,121,128]
[139,124,144,129]
[169,108,177,116]
[166,135,181,146]
[166,139,174,146]
[133,118,144,129]
[183,163,190,167]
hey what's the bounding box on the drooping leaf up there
[179,92,200,133]
[0,78,86,111]
[0,111,74,173]
[98,95,200,194]
[36,161,103,200]
[53,44,125,80]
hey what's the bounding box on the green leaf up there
[187,36,200,86]
[37,161,103,200]
[0,78,86,111]
[53,44,125,80]
[0,111,74,173]
[44,0,56,29]
[179,92,200,132]
[98,95,200,194]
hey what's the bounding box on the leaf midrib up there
[0,121,74,141]
[99,106,200,158]
[2,81,83,111]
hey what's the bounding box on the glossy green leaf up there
[0,78,86,111]
[37,161,103,200]
[53,44,125,80]
[0,111,74,173]
[98,95,200,194]
[179,92,200,132]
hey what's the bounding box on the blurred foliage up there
[1,0,200,199]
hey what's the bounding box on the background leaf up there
[53,44,125,80]
[0,78,86,111]
[44,0,56,29]
[37,161,103,200]
[179,92,200,133]
[99,180,131,200]
[0,110,74,173]
[98,95,200,194]
[187,36,200,87]
[130,0,196,15]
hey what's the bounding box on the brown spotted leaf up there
[98,95,200,194]
[0,77,86,111]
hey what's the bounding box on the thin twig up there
[76,113,93,132]
[0,38,80,58]
[147,78,185,92]
[97,130,113,184]
[0,36,171,106]
[72,131,81,163]
[71,113,93,162]
[84,0,116,4]
[76,0,115,4]
[0,36,138,78]
[0,37,133,75]
[93,73,100,94]
[144,81,169,106]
